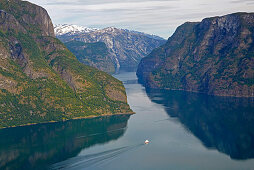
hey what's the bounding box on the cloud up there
[27,0,254,38]
[231,0,254,3]
[44,1,178,11]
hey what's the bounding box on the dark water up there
[0,115,130,169]
[0,71,254,170]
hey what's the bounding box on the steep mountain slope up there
[0,0,132,128]
[55,25,166,71]
[65,41,115,74]
[137,13,254,97]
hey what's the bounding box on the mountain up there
[0,0,132,128]
[65,41,115,74]
[54,24,98,36]
[55,24,166,72]
[137,13,254,97]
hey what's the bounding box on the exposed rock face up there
[65,41,115,74]
[137,13,254,97]
[0,0,54,37]
[0,10,26,34]
[56,25,166,71]
[0,0,133,128]
[20,3,54,37]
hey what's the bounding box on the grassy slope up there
[0,0,132,128]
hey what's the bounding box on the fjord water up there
[1,71,254,169]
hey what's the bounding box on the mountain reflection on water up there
[0,115,130,170]
[146,89,254,160]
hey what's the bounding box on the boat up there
[144,140,149,144]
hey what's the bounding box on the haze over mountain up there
[55,24,166,73]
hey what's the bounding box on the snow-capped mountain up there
[54,24,98,36]
[55,24,166,72]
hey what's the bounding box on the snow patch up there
[54,24,98,36]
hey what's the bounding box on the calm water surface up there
[0,71,254,170]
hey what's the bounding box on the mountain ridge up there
[55,24,166,72]
[54,24,98,36]
[54,24,165,41]
[137,12,254,97]
[0,0,133,128]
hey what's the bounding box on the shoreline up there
[141,85,254,98]
[0,112,135,130]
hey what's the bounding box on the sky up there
[27,0,254,38]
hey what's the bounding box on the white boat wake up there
[50,143,144,170]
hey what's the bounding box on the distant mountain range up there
[54,24,99,36]
[54,24,166,73]
[54,24,165,41]
[137,12,254,97]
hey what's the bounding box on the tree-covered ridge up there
[65,41,115,74]
[0,0,133,128]
[137,13,254,97]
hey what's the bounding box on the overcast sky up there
[27,0,254,38]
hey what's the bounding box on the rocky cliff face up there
[0,0,54,37]
[0,0,132,128]
[55,25,166,71]
[137,13,254,97]
[65,41,115,74]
